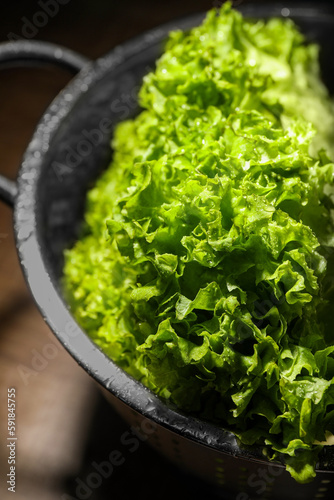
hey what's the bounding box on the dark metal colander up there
[0,4,334,499]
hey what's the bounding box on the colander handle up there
[0,40,90,206]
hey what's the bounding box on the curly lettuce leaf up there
[63,2,334,483]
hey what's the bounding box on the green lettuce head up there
[64,2,334,483]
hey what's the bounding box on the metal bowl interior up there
[13,2,334,486]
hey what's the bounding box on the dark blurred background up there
[0,1,331,500]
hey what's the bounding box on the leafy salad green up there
[63,2,334,483]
